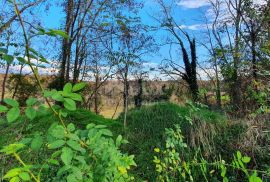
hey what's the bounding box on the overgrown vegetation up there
[0,0,270,181]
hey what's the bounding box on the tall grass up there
[118,102,227,180]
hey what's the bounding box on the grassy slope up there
[117,102,226,181]
[0,103,226,181]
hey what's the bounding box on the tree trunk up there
[59,0,74,88]
[94,74,100,114]
[135,78,143,108]
[1,63,10,103]
[123,65,129,127]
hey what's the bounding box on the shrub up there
[0,83,136,182]
[153,125,269,182]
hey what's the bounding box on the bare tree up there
[156,0,199,101]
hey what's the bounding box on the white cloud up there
[178,23,211,30]
[176,0,210,9]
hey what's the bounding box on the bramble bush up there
[0,2,136,181]
[0,83,136,182]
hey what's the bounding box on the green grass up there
[0,103,227,181]
[117,102,227,181]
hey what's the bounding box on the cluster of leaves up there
[0,83,136,182]
[153,125,269,182]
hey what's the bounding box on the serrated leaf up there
[7,107,20,123]
[72,82,86,92]
[51,125,65,139]
[31,135,43,151]
[64,98,76,111]
[4,98,19,107]
[66,140,83,151]
[25,107,37,120]
[61,147,73,165]
[48,140,66,149]
[19,172,31,181]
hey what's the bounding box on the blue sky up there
[2,0,215,78]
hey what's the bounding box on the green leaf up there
[64,98,76,111]
[48,159,59,165]
[3,168,21,179]
[17,57,28,64]
[28,47,39,56]
[242,156,251,163]
[39,57,49,64]
[95,125,107,129]
[249,172,262,182]
[4,98,19,107]
[61,147,73,165]
[51,92,64,102]
[51,125,65,139]
[31,135,43,151]
[0,143,25,155]
[116,135,123,147]
[66,140,83,152]
[72,82,86,92]
[62,93,82,102]
[0,47,8,54]
[26,97,38,106]
[2,54,14,64]
[43,89,57,97]
[63,83,72,93]
[67,174,77,182]
[7,107,20,123]
[236,151,242,160]
[48,140,66,149]
[25,107,37,120]
[10,176,20,182]
[60,109,68,117]
[67,123,75,132]
[51,150,62,158]
[19,172,31,181]
[100,129,113,137]
[49,29,69,39]
[0,105,8,113]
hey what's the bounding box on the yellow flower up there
[118,166,127,174]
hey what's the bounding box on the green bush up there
[153,125,269,182]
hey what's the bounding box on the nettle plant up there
[153,125,268,182]
[0,1,136,182]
